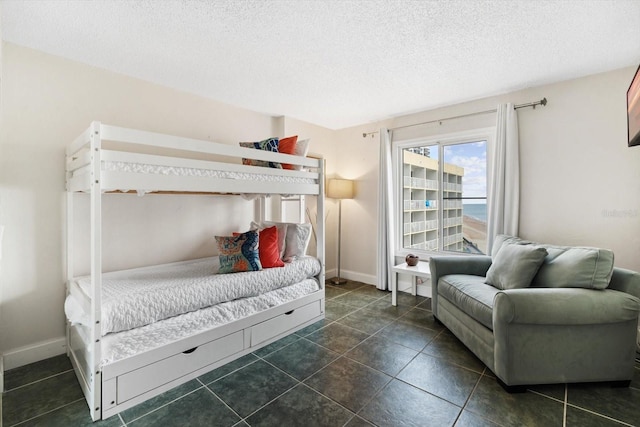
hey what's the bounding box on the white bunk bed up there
[65,122,325,421]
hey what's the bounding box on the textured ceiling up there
[2,0,639,129]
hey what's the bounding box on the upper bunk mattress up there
[72,256,321,335]
[103,161,316,184]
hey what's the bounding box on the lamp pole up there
[334,199,345,285]
[327,178,354,285]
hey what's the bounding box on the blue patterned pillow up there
[240,138,282,168]
[215,230,262,274]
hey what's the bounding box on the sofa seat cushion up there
[438,274,500,330]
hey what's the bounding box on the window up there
[397,130,489,255]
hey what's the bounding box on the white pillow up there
[293,139,310,171]
[262,220,312,262]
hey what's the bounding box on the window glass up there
[401,140,487,254]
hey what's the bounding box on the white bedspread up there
[73,256,321,335]
[100,278,320,365]
[103,161,315,184]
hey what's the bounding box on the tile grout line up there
[196,356,305,424]
[7,397,85,427]
[564,401,636,427]
[256,343,348,387]
[338,306,462,425]
[562,384,568,427]
[307,306,473,393]
[348,370,393,425]
[451,373,483,427]
[201,307,384,426]
[230,357,347,423]
[527,389,567,406]
[3,368,75,393]
[250,343,391,423]
[200,381,246,424]
[297,382,361,423]
[121,385,205,425]
[200,357,261,387]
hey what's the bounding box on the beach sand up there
[463,215,487,254]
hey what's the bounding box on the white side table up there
[391,261,430,306]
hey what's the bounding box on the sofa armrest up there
[429,255,492,318]
[492,287,640,386]
[494,288,640,326]
[608,267,640,300]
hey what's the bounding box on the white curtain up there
[487,103,520,253]
[376,128,395,290]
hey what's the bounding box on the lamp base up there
[330,277,348,285]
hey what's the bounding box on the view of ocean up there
[463,203,487,222]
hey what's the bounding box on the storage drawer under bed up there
[115,330,244,404]
[251,300,322,346]
[110,298,322,408]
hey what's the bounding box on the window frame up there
[392,127,494,259]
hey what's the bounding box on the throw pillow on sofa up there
[485,243,548,290]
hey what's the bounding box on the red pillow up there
[278,135,299,170]
[233,226,284,268]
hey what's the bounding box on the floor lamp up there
[327,178,355,285]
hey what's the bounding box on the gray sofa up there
[430,235,640,391]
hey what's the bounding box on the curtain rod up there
[362,97,547,138]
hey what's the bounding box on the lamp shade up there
[327,178,355,199]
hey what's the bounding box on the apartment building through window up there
[398,130,489,255]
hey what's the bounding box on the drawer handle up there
[183,347,198,354]
[284,310,295,315]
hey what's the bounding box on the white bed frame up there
[65,122,325,421]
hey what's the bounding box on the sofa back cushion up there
[492,235,615,290]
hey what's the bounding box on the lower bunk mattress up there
[87,278,320,365]
[65,256,322,366]
[66,256,322,335]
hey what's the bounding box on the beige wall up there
[283,117,340,275]
[334,66,640,280]
[0,43,337,364]
[1,40,637,367]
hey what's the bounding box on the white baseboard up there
[325,268,336,281]
[326,269,376,286]
[396,281,432,298]
[3,337,67,371]
[326,269,432,295]
[340,269,376,286]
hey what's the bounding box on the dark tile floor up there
[3,280,640,426]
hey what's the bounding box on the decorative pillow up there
[258,226,285,268]
[239,137,282,169]
[492,235,615,289]
[263,220,312,262]
[278,135,299,170]
[251,221,288,258]
[215,230,262,274]
[491,234,530,258]
[235,226,284,269]
[485,243,548,290]
[292,138,310,171]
